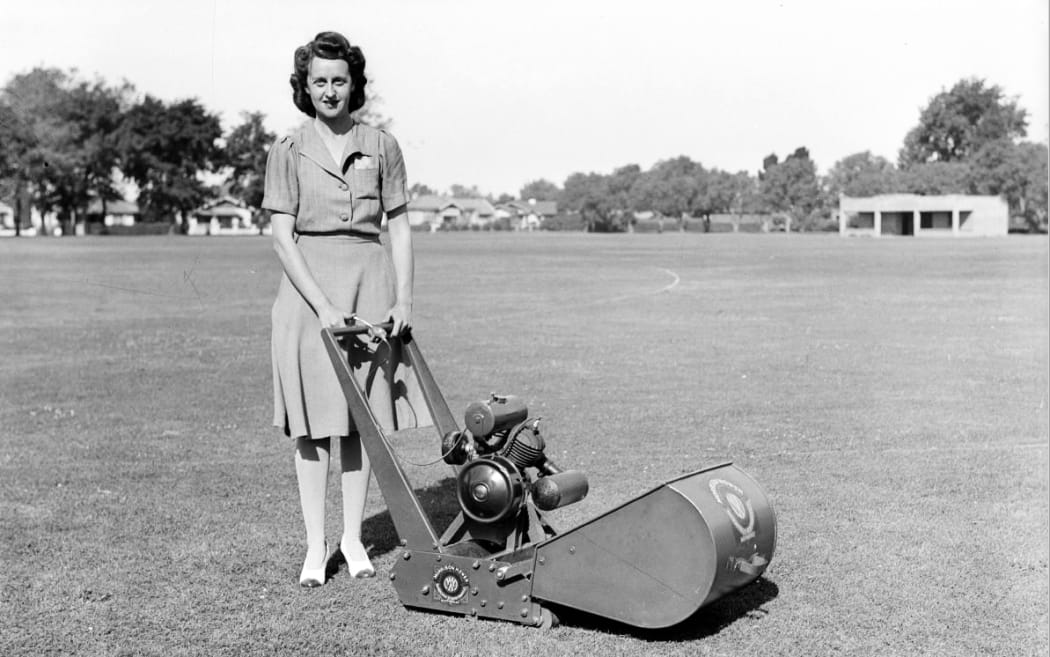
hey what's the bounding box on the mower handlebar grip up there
[328,320,396,337]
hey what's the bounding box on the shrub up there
[632,219,664,233]
[541,213,586,231]
[682,217,708,233]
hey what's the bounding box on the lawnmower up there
[322,320,776,629]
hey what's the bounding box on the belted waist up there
[295,230,381,243]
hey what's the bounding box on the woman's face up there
[307,57,353,121]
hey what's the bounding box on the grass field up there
[1,232,1047,656]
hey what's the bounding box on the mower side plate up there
[529,462,776,628]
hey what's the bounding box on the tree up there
[607,164,643,215]
[0,99,34,234]
[561,171,623,232]
[631,156,706,219]
[826,151,899,198]
[896,161,971,195]
[967,139,1048,231]
[1,68,131,235]
[759,147,824,231]
[222,111,275,211]
[354,87,391,130]
[899,78,1028,166]
[894,78,1046,232]
[1,68,70,230]
[704,170,760,230]
[64,78,133,224]
[519,179,561,202]
[448,183,483,198]
[408,182,436,199]
[118,95,223,224]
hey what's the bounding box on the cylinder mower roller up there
[322,321,776,629]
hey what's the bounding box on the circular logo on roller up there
[434,565,469,604]
[709,478,756,543]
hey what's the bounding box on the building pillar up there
[874,210,882,237]
[913,210,920,236]
[952,208,960,236]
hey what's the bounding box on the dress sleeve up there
[379,130,408,212]
[262,136,299,216]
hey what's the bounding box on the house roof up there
[409,195,495,215]
[500,200,558,216]
[87,199,139,215]
[198,196,248,211]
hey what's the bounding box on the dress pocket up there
[353,168,380,199]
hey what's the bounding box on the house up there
[83,199,141,234]
[188,197,258,236]
[407,195,497,231]
[839,194,1008,237]
[495,199,558,231]
[0,198,61,236]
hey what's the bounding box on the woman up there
[263,31,416,587]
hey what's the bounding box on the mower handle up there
[329,317,396,337]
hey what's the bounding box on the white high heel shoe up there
[341,539,375,578]
[299,541,330,588]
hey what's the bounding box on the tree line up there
[0,67,275,235]
[2,70,1046,235]
[517,78,1047,233]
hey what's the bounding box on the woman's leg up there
[340,338,395,573]
[339,433,372,567]
[295,436,331,570]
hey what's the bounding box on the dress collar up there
[296,119,365,178]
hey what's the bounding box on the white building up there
[0,200,45,236]
[839,194,1008,237]
[188,197,258,236]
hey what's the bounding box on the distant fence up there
[84,222,174,236]
[641,214,771,233]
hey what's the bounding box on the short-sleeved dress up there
[263,120,430,440]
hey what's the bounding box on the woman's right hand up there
[317,302,351,329]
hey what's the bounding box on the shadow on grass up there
[550,576,779,638]
[360,477,461,557]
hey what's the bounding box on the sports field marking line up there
[579,266,681,306]
[657,268,681,293]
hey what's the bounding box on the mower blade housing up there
[529,462,776,629]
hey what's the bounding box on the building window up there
[920,212,951,229]
[847,212,874,229]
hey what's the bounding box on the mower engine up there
[440,394,589,549]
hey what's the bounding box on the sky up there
[2,0,1048,198]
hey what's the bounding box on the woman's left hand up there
[385,301,412,337]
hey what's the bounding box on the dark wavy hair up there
[289,31,367,117]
